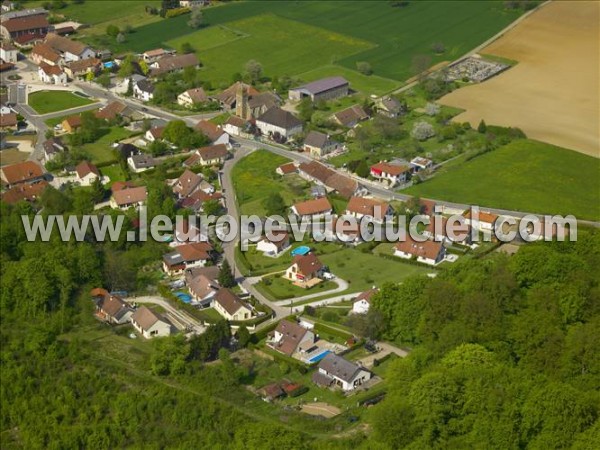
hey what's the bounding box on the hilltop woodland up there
[1,200,599,448]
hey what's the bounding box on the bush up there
[288,385,309,398]
[165,7,190,18]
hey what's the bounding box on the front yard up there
[255,276,338,301]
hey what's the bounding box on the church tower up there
[235,83,249,120]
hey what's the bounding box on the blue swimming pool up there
[291,246,311,256]
[308,349,331,364]
[175,292,192,303]
[103,61,115,69]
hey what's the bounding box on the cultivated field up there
[406,139,600,221]
[440,1,599,157]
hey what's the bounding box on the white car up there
[322,272,335,280]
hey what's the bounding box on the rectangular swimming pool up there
[307,349,331,364]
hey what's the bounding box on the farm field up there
[406,139,600,221]
[28,91,95,115]
[182,14,374,86]
[440,1,599,157]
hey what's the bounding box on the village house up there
[0,42,18,63]
[352,288,379,314]
[312,353,371,391]
[179,0,210,8]
[1,180,48,204]
[177,87,208,108]
[150,53,199,77]
[323,216,361,244]
[256,231,290,257]
[288,76,349,102]
[268,319,316,357]
[195,120,230,146]
[30,42,61,65]
[0,112,17,130]
[179,189,222,213]
[95,101,138,122]
[221,115,247,137]
[172,169,203,199]
[298,160,359,199]
[276,162,297,176]
[162,242,213,276]
[44,33,95,62]
[291,197,333,220]
[145,125,164,142]
[43,136,66,161]
[95,294,133,325]
[375,96,405,118]
[75,161,100,186]
[127,154,156,173]
[61,115,82,133]
[183,144,229,167]
[141,48,173,63]
[424,216,473,245]
[213,288,254,321]
[185,266,220,307]
[38,62,67,84]
[284,253,324,285]
[133,78,155,102]
[0,160,45,188]
[255,107,303,141]
[394,236,446,266]
[64,57,102,79]
[370,161,410,185]
[0,14,49,41]
[110,186,148,210]
[303,131,339,159]
[131,306,172,339]
[345,196,393,223]
[332,104,369,128]
[410,156,434,172]
[463,209,499,233]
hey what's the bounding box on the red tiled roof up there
[215,288,250,316]
[1,161,44,185]
[112,186,147,206]
[395,236,444,260]
[292,253,323,277]
[195,120,225,142]
[273,320,308,356]
[346,196,390,220]
[1,180,48,204]
[2,15,49,33]
[76,161,100,179]
[293,197,332,216]
[370,162,409,176]
[277,162,297,174]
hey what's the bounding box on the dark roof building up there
[289,76,349,102]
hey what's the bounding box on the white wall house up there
[130,306,172,339]
[255,107,303,140]
[394,237,446,266]
[314,354,371,392]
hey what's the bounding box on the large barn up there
[288,76,349,102]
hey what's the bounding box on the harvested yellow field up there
[441,1,599,157]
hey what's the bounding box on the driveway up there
[355,342,409,368]
[131,295,206,335]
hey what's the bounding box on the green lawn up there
[406,139,600,221]
[82,127,135,165]
[28,90,95,115]
[100,164,128,184]
[320,248,431,293]
[256,276,338,301]
[232,150,312,216]
[167,24,244,53]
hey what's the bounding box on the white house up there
[110,186,148,210]
[162,242,213,276]
[463,209,499,233]
[130,306,172,339]
[0,42,18,63]
[213,288,254,321]
[255,107,303,141]
[370,162,410,185]
[345,196,393,223]
[352,288,379,314]
[256,231,290,257]
[394,236,446,266]
[145,126,164,142]
[410,156,433,172]
[183,144,229,168]
[75,161,100,186]
[222,115,247,137]
[177,87,208,108]
[38,63,67,84]
[133,79,155,102]
[291,197,333,220]
[284,253,324,285]
[44,33,95,62]
[313,353,371,391]
[195,120,230,147]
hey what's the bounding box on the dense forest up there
[1,201,599,448]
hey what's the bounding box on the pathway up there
[131,295,206,335]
